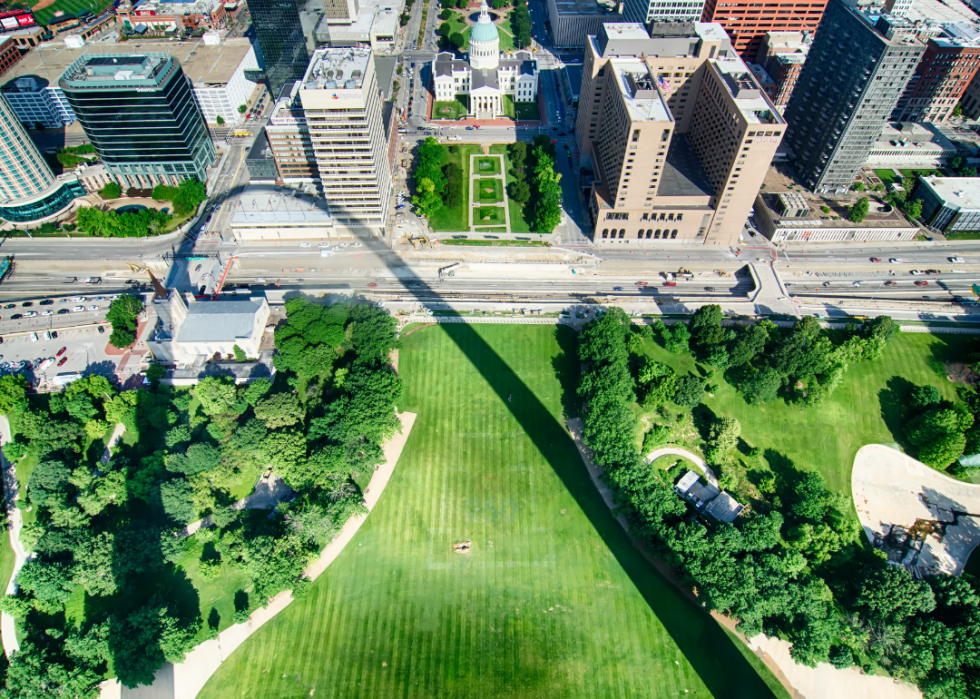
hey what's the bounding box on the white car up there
[72,306,84,312]
[88,305,100,310]
[23,311,36,318]
[42,310,53,316]
[337,243,348,248]
[29,332,37,342]
[889,258,903,264]
[318,242,331,248]
[910,270,925,276]
[351,242,363,248]
[71,296,85,302]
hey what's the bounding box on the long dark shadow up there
[352,223,782,697]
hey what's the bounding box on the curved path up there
[100,412,417,699]
[853,444,980,577]
[0,415,28,658]
[644,446,718,486]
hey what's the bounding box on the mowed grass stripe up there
[200,324,782,698]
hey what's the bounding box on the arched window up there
[637,229,644,238]
[619,229,625,238]
[646,229,652,238]
[654,229,661,238]
[671,229,678,238]
[602,229,608,238]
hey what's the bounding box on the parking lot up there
[0,291,124,337]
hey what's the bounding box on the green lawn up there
[476,177,503,203]
[428,144,480,232]
[874,168,944,185]
[433,97,468,120]
[475,206,506,225]
[199,324,785,699]
[489,144,532,233]
[442,238,548,246]
[634,330,969,495]
[873,169,901,184]
[946,231,980,240]
[30,0,115,26]
[475,156,501,175]
[502,95,540,121]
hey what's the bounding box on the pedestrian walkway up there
[468,152,511,232]
[0,416,28,659]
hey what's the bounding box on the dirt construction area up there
[852,444,980,576]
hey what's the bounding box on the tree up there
[232,344,247,362]
[848,196,869,223]
[440,7,453,18]
[0,373,28,415]
[254,392,305,429]
[168,443,222,476]
[852,181,865,192]
[105,294,145,349]
[508,179,530,204]
[638,360,676,407]
[238,104,247,114]
[216,115,225,126]
[240,378,272,407]
[728,323,769,367]
[449,31,465,50]
[18,558,75,613]
[858,564,936,626]
[672,375,705,408]
[705,417,741,463]
[159,478,197,524]
[743,367,782,404]
[903,198,923,221]
[100,181,122,199]
[192,376,239,417]
[412,176,442,217]
[173,178,207,215]
[862,315,899,344]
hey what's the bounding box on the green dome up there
[470,17,498,43]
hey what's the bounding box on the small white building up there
[432,1,538,118]
[148,292,270,365]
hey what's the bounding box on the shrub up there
[100,182,122,199]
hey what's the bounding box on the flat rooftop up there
[713,58,785,124]
[919,176,980,210]
[757,191,913,228]
[1,37,254,90]
[62,53,170,87]
[177,298,265,343]
[658,134,713,198]
[610,59,671,122]
[553,0,621,18]
[128,0,221,14]
[230,186,334,226]
[303,47,372,91]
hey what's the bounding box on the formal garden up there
[0,298,402,697]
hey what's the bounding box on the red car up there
[885,281,897,286]
[367,282,378,288]
[56,347,66,356]
[57,356,68,367]
[664,281,677,287]
[870,257,882,262]
[635,281,648,287]
[914,280,929,286]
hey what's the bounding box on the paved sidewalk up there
[644,446,716,486]
[0,416,28,659]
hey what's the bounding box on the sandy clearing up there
[101,411,417,699]
[852,444,980,576]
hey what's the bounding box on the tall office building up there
[782,1,925,193]
[60,53,216,188]
[893,27,980,123]
[700,0,827,61]
[0,93,84,223]
[643,0,704,24]
[577,22,786,247]
[323,0,359,23]
[250,0,311,98]
[299,47,394,228]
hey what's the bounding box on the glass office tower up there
[60,53,216,188]
[0,92,84,223]
[250,0,311,99]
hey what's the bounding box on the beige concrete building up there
[148,292,271,366]
[577,22,785,247]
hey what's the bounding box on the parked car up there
[57,357,68,367]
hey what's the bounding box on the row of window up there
[601,228,678,239]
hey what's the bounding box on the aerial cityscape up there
[0,0,978,696]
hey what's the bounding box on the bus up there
[0,257,12,285]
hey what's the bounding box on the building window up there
[619,229,625,238]
[671,230,678,238]
[602,229,608,238]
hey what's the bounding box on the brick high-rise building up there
[577,22,785,247]
[893,30,980,123]
[700,0,827,61]
[782,1,925,193]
